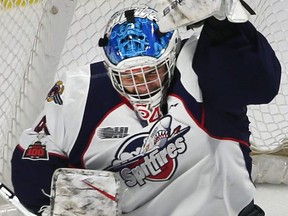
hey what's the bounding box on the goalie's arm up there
[11,143,69,214]
[11,64,89,214]
[11,109,69,214]
[193,17,281,112]
[11,79,71,214]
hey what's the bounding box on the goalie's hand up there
[156,0,255,32]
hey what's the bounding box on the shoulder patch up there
[46,81,64,105]
[22,140,49,161]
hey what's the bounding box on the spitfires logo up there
[105,115,190,187]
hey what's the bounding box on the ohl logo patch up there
[105,115,190,187]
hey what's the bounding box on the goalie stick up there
[0,182,36,216]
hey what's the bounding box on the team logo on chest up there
[105,115,190,187]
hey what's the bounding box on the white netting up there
[0,0,47,190]
[247,0,288,154]
[0,0,288,214]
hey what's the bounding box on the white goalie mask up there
[99,6,181,125]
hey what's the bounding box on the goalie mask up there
[99,6,181,126]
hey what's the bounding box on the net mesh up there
[247,0,288,154]
[0,0,47,190]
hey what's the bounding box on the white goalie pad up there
[156,0,253,32]
[214,0,251,23]
[252,154,288,185]
[49,168,121,216]
[156,0,222,32]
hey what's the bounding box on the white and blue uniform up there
[11,18,281,216]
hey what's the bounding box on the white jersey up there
[11,20,281,216]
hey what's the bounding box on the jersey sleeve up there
[11,118,69,214]
[192,17,282,112]
[11,64,94,214]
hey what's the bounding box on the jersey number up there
[136,105,162,123]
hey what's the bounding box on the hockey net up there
[0,0,287,213]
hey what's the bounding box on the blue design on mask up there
[104,17,173,65]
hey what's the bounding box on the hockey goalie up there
[11,0,281,215]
